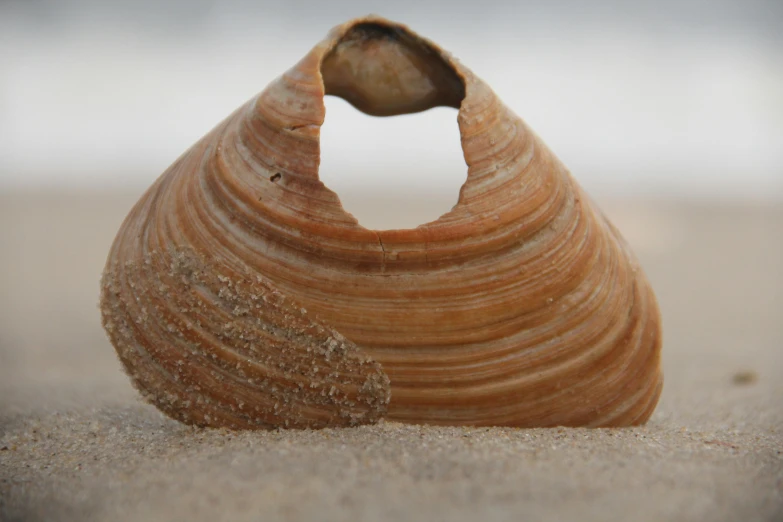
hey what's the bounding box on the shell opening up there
[321,22,466,117]
[318,97,465,230]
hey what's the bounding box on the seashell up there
[100,16,662,429]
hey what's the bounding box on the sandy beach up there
[1,191,781,521]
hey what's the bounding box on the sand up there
[1,191,781,522]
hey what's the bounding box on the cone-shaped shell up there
[100,17,663,429]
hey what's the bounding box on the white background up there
[1,0,781,201]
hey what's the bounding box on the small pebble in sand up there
[732,370,758,385]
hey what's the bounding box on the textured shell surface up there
[100,16,663,429]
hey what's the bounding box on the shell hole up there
[319,96,466,230]
[270,172,282,183]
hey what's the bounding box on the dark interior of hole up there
[320,23,466,117]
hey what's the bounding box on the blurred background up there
[1,0,781,228]
[0,4,781,519]
[0,0,780,323]
[0,1,781,358]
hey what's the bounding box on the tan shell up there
[100,17,663,429]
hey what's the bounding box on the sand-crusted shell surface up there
[100,17,663,429]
